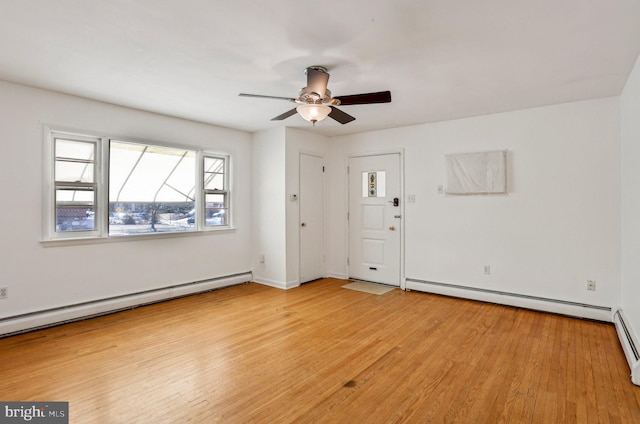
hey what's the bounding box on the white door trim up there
[346,149,405,290]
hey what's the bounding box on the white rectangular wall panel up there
[445,150,507,195]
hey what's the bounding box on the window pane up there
[56,139,95,161]
[204,157,225,190]
[204,157,224,172]
[55,161,95,183]
[109,141,197,235]
[55,139,95,183]
[204,173,224,190]
[361,171,386,197]
[205,193,226,226]
[56,208,95,232]
[56,187,95,205]
[55,186,96,232]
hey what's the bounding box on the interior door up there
[348,154,401,286]
[299,154,325,283]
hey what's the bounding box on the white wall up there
[0,81,252,319]
[621,54,640,337]
[251,128,288,287]
[328,98,621,311]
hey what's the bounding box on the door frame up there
[346,149,405,290]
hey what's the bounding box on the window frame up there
[45,130,105,240]
[43,127,232,242]
[202,153,231,229]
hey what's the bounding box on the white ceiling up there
[1,0,639,137]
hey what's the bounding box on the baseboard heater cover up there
[405,278,612,322]
[0,272,252,338]
[613,309,640,386]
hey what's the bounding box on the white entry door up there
[348,153,401,286]
[299,154,325,283]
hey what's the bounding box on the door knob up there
[301,222,307,227]
[389,226,396,231]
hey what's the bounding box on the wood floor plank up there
[494,309,541,423]
[1,278,639,423]
[485,310,544,422]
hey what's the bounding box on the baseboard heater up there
[0,272,252,338]
[405,278,612,322]
[613,309,640,386]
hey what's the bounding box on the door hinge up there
[347,166,350,174]
[347,257,350,266]
[322,166,325,172]
[347,212,349,220]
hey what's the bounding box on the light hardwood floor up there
[1,278,639,423]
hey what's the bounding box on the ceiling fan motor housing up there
[297,88,339,105]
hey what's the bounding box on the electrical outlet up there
[587,280,596,291]
[0,287,7,299]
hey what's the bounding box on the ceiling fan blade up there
[239,93,296,102]
[334,91,391,106]
[328,106,356,124]
[306,67,330,97]
[271,108,298,121]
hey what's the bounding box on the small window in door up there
[361,171,386,197]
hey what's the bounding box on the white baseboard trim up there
[253,277,300,290]
[405,278,612,322]
[327,272,348,280]
[0,272,252,337]
[286,280,300,289]
[613,309,640,386]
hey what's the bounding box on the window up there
[53,135,100,234]
[45,129,231,240]
[361,171,386,197]
[203,155,228,227]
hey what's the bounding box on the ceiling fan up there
[239,66,391,125]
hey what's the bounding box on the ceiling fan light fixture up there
[296,104,331,125]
